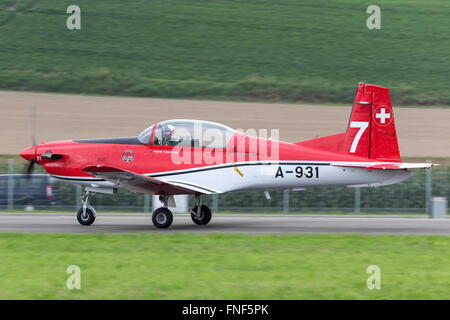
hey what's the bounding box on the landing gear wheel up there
[191,205,212,225]
[77,206,96,226]
[152,207,173,228]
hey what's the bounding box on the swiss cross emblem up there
[373,105,393,126]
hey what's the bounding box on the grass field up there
[0,233,448,299]
[0,0,449,105]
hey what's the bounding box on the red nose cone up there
[20,146,36,161]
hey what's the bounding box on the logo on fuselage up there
[122,150,134,162]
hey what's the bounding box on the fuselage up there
[20,128,411,194]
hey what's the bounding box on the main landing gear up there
[151,194,212,229]
[76,191,213,229]
[77,191,96,226]
[152,195,174,229]
[190,194,212,225]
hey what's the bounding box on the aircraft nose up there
[20,146,37,161]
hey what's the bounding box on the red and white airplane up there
[20,83,436,228]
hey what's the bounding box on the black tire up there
[77,206,96,226]
[191,205,212,225]
[152,207,173,228]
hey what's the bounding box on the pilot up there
[162,124,183,146]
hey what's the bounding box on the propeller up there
[26,159,35,176]
[29,104,37,147]
[25,104,37,178]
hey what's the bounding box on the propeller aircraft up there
[20,83,436,228]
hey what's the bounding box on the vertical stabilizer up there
[344,83,401,161]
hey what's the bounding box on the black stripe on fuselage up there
[73,137,143,145]
[150,162,331,178]
[165,181,217,193]
[51,175,106,182]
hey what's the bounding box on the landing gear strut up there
[190,194,212,225]
[77,191,96,226]
[152,195,173,228]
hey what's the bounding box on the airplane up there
[20,83,436,228]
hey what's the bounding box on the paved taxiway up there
[0,213,448,235]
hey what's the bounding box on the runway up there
[0,213,449,235]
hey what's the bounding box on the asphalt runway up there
[0,213,449,235]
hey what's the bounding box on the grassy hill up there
[0,0,449,105]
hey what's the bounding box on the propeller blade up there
[26,160,35,177]
[24,159,36,205]
[29,104,37,146]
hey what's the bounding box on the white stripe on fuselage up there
[154,163,411,193]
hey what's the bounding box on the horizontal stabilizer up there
[331,162,438,170]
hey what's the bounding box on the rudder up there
[344,83,401,161]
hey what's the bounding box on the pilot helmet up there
[162,124,175,140]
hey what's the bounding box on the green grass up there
[0,233,448,299]
[0,0,449,105]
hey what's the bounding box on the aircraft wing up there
[83,166,214,195]
[330,162,437,170]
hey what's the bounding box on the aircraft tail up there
[296,83,401,161]
[344,83,400,161]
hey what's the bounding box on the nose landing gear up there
[77,191,96,226]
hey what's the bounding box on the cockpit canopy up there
[138,119,236,148]
[137,125,155,145]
